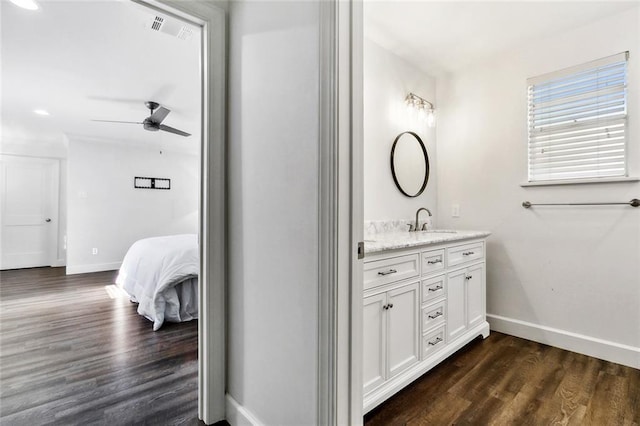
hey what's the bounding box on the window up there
[527,52,628,183]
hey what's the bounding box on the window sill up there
[520,177,640,187]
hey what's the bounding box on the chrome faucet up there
[410,207,432,232]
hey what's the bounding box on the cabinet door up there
[467,263,485,329]
[387,282,420,379]
[363,293,387,394]
[447,269,467,341]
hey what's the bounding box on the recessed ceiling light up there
[9,0,39,10]
[34,109,50,116]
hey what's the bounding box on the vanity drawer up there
[364,253,420,290]
[421,274,446,304]
[422,300,446,332]
[421,248,445,276]
[422,326,446,359]
[447,241,484,268]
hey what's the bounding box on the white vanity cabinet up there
[363,281,420,395]
[363,235,490,413]
[446,263,485,341]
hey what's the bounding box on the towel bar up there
[522,199,640,208]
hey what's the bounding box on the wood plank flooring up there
[0,267,204,425]
[4,267,638,425]
[365,332,640,426]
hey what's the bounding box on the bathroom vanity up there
[363,230,491,413]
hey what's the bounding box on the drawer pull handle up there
[378,269,397,276]
[428,337,443,346]
[462,251,475,256]
[428,311,443,319]
[427,259,442,265]
[428,285,443,292]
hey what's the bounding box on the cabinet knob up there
[45,218,52,222]
[428,337,443,346]
[388,303,393,309]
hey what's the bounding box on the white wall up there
[364,38,438,223]
[436,9,640,367]
[66,139,199,274]
[226,1,320,424]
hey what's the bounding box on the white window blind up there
[527,52,628,182]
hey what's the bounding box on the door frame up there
[320,0,364,424]
[132,1,226,423]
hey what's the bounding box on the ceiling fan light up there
[9,0,39,11]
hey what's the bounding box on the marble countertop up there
[364,230,491,255]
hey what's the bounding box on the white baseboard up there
[487,314,640,369]
[225,394,264,426]
[66,261,121,275]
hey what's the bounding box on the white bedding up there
[116,234,199,330]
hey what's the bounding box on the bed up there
[116,234,199,330]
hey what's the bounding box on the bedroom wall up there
[364,37,438,224]
[66,138,199,274]
[227,1,320,424]
[436,8,640,367]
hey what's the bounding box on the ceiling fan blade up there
[149,106,171,124]
[92,119,143,124]
[159,124,191,137]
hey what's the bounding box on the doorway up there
[0,0,226,423]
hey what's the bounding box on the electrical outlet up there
[92,248,98,255]
[452,204,460,218]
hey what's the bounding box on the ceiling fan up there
[92,101,191,137]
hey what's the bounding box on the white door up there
[0,155,59,270]
[363,292,387,394]
[387,282,419,379]
[447,269,467,341]
[467,263,485,329]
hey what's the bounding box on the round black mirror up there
[390,131,429,198]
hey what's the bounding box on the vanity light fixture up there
[9,0,39,10]
[405,92,436,128]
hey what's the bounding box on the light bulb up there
[426,110,436,128]
[417,107,426,121]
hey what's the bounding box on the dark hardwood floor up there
[0,267,203,425]
[365,332,640,426]
[4,268,638,425]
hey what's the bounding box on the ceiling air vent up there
[148,15,196,42]
[151,16,164,31]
